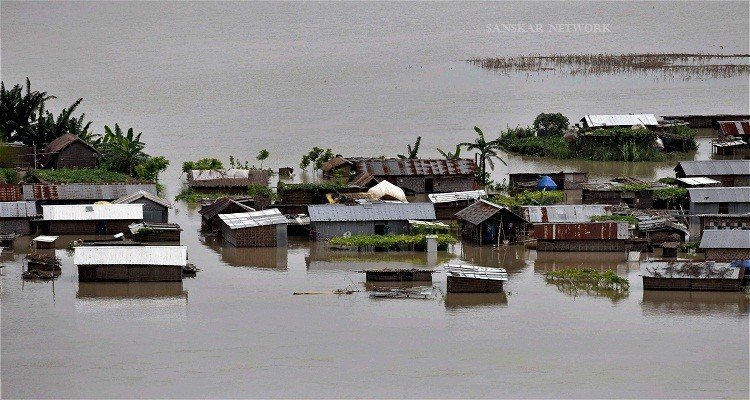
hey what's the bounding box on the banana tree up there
[460,126,507,186]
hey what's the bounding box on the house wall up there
[537,240,628,252]
[0,219,31,235]
[78,264,182,282]
[131,199,168,223]
[689,202,750,237]
[582,189,653,209]
[53,142,98,169]
[310,220,410,240]
[222,224,285,247]
[704,248,750,261]
[383,175,473,194]
[44,220,138,235]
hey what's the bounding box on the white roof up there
[428,190,486,204]
[367,180,407,202]
[219,208,287,229]
[32,235,59,243]
[444,264,508,281]
[42,204,143,221]
[676,177,721,186]
[74,245,187,266]
[583,114,658,128]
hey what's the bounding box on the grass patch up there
[175,188,233,203]
[491,190,564,207]
[545,268,630,293]
[29,168,136,184]
[0,168,19,184]
[329,234,457,250]
[653,187,688,201]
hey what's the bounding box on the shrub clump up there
[29,168,135,183]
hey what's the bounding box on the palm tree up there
[0,78,56,143]
[460,126,507,186]
[99,124,147,175]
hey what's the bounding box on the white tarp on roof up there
[428,190,486,204]
[219,208,287,229]
[583,114,658,128]
[367,180,407,202]
[676,177,721,186]
[74,245,187,266]
[42,204,143,221]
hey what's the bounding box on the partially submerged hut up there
[687,187,750,237]
[32,235,58,249]
[0,201,37,235]
[581,178,664,209]
[699,230,750,261]
[508,172,588,192]
[307,202,436,240]
[444,264,508,293]
[428,190,486,220]
[219,208,288,247]
[675,160,750,187]
[42,133,100,169]
[698,214,750,239]
[74,245,187,282]
[113,190,172,223]
[129,222,182,243]
[187,169,270,194]
[454,199,527,245]
[717,120,750,141]
[641,260,744,291]
[579,114,659,129]
[533,221,630,252]
[521,205,612,223]
[199,197,255,232]
[40,204,143,235]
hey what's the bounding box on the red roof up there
[718,120,750,137]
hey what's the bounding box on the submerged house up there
[42,133,100,169]
[40,204,143,235]
[324,158,476,194]
[521,205,611,224]
[687,187,750,237]
[508,172,588,192]
[454,199,527,245]
[22,183,158,205]
[533,221,630,252]
[428,190,486,220]
[219,208,288,247]
[187,169,270,194]
[199,197,256,232]
[579,114,659,129]
[700,230,750,261]
[0,201,38,235]
[129,222,182,243]
[717,120,750,141]
[675,160,750,187]
[75,245,187,282]
[641,260,744,292]
[581,178,665,209]
[307,202,436,240]
[113,190,172,223]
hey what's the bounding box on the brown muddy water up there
[2,1,750,398]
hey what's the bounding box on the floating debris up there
[22,270,57,280]
[370,286,437,299]
[358,268,435,282]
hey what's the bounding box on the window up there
[718,202,729,214]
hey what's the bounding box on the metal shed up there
[0,201,37,235]
[700,229,750,261]
[219,208,288,247]
[308,202,436,240]
[74,245,187,282]
[113,190,172,223]
[41,204,144,235]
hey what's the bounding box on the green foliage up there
[133,156,169,182]
[618,183,651,192]
[329,234,457,248]
[576,128,662,162]
[498,130,573,158]
[278,181,343,194]
[544,268,630,292]
[29,168,134,183]
[300,147,334,172]
[97,124,147,175]
[658,177,679,185]
[589,214,638,224]
[533,113,569,137]
[247,183,273,198]
[0,168,19,184]
[491,190,563,207]
[182,158,224,173]
[398,136,421,159]
[256,149,270,168]
[409,223,450,235]
[653,187,688,201]
[669,125,698,150]
[437,144,462,159]
[175,188,232,203]
[678,242,700,252]
[461,126,506,186]
[299,154,311,170]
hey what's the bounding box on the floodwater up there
[1,1,749,398]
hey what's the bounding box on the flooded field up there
[2,1,749,398]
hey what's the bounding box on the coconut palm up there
[460,126,507,186]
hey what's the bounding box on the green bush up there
[491,190,564,207]
[329,234,457,248]
[545,268,629,292]
[175,188,232,203]
[533,113,569,137]
[498,130,573,159]
[182,158,224,173]
[0,168,19,184]
[653,187,688,201]
[30,168,134,183]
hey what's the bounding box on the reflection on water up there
[202,236,288,269]
[459,244,529,273]
[642,290,750,316]
[533,251,633,276]
[306,242,455,270]
[77,282,186,298]
[363,281,434,291]
[444,293,508,309]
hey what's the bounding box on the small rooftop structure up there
[675,160,750,177]
[521,205,611,223]
[455,199,526,245]
[308,202,435,222]
[199,197,256,232]
[42,133,100,169]
[0,201,38,218]
[367,180,407,202]
[42,204,143,221]
[428,190,486,204]
[580,114,658,128]
[32,235,59,249]
[444,264,508,293]
[129,222,182,242]
[187,169,270,188]
[640,260,744,291]
[454,199,521,226]
[349,158,476,177]
[219,208,287,230]
[113,190,172,223]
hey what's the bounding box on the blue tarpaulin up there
[537,175,558,191]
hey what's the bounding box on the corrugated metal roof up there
[640,260,740,279]
[112,190,172,208]
[285,214,310,226]
[219,208,287,229]
[521,205,611,223]
[699,229,750,249]
[198,197,256,220]
[454,199,523,225]
[350,158,476,177]
[308,202,435,222]
[42,204,143,221]
[582,114,658,128]
[187,169,269,187]
[0,201,37,218]
[688,187,750,203]
[676,160,750,177]
[22,183,158,200]
[74,245,187,266]
[444,264,508,281]
[428,190,486,204]
[718,120,750,137]
[675,177,721,186]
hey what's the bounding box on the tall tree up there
[460,126,506,186]
[0,78,55,142]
